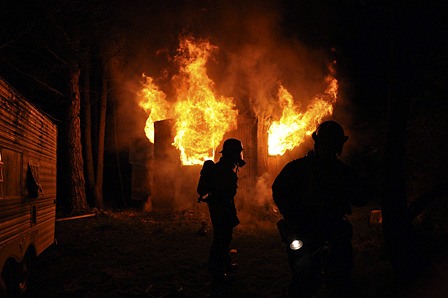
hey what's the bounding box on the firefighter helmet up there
[312,121,348,153]
[219,138,244,153]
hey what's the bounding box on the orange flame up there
[268,72,338,156]
[173,37,238,165]
[138,36,238,165]
[139,34,339,162]
[138,74,171,143]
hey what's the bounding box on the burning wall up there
[145,114,322,213]
[149,116,258,211]
[137,35,338,165]
[133,35,340,212]
[108,0,351,212]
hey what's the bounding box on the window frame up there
[0,146,23,199]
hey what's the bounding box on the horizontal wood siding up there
[0,77,57,260]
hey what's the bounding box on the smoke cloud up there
[111,0,334,123]
[108,0,354,215]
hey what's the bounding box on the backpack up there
[197,160,216,202]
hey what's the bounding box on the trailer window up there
[0,148,22,198]
[27,161,43,198]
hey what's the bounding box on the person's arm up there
[272,162,296,220]
[346,166,369,207]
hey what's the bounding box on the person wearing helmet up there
[197,138,246,286]
[272,121,367,297]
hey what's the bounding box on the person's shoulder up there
[280,155,312,175]
[288,158,306,167]
[288,153,314,167]
[203,159,215,167]
[214,158,233,173]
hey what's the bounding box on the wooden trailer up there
[0,76,57,297]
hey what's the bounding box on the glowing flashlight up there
[289,239,303,251]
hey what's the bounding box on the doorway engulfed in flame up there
[268,70,338,156]
[138,35,338,165]
[138,36,237,165]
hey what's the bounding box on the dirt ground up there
[25,203,448,298]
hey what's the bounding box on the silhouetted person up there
[272,121,367,297]
[197,138,246,285]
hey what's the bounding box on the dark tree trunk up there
[381,4,425,280]
[82,48,96,206]
[93,60,107,210]
[68,64,89,214]
[381,89,423,280]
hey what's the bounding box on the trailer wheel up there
[17,251,32,294]
[1,259,20,298]
[1,251,32,297]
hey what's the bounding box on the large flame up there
[138,74,171,143]
[268,69,338,156]
[173,37,238,165]
[139,34,339,162]
[138,36,238,165]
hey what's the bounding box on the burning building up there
[129,35,339,213]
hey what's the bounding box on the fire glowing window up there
[0,148,22,199]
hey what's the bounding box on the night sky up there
[2,2,448,294]
[1,0,447,139]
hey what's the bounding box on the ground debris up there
[28,207,445,297]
